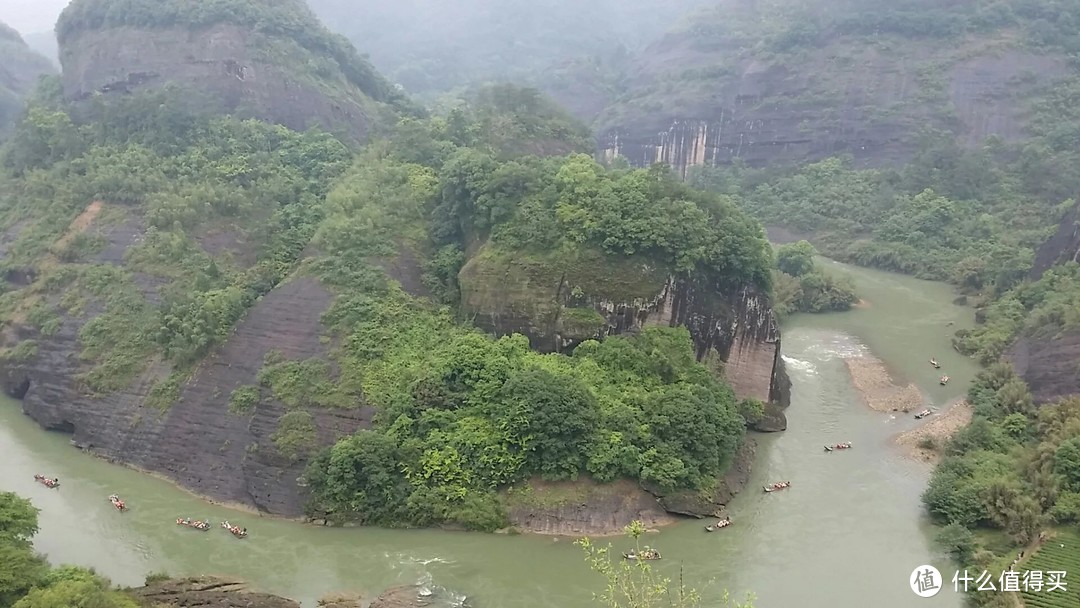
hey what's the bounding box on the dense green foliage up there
[0,87,351,401]
[684,0,1080,56]
[954,262,1080,364]
[304,324,748,529]
[921,363,1080,604]
[0,492,136,608]
[770,241,858,317]
[293,87,770,529]
[690,148,1051,295]
[55,0,413,112]
[0,74,771,532]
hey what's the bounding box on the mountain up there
[0,22,57,138]
[54,0,419,141]
[594,0,1078,173]
[0,1,788,530]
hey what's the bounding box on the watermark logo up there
[953,569,1067,593]
[911,565,942,598]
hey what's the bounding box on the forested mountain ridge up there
[0,22,56,140]
[53,0,420,143]
[596,0,1078,172]
[0,0,788,531]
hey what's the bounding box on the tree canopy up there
[0,492,136,608]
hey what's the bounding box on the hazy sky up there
[0,0,69,34]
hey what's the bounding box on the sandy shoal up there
[894,399,974,464]
[844,354,925,413]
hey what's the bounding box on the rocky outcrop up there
[58,23,377,142]
[504,478,678,536]
[596,35,1068,172]
[651,437,757,518]
[132,577,302,608]
[0,210,369,517]
[130,577,431,608]
[505,438,758,534]
[459,246,791,416]
[1029,200,1080,280]
[1004,200,1080,404]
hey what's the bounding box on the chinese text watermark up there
[909,566,1068,597]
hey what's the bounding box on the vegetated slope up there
[0,0,431,517]
[597,0,1074,173]
[920,365,1080,608]
[295,85,786,530]
[637,2,1080,408]
[0,23,56,139]
[305,0,710,104]
[0,70,786,528]
[54,0,420,142]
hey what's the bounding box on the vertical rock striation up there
[459,248,791,428]
[0,212,369,516]
[1006,199,1080,404]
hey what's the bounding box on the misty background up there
[0,0,714,101]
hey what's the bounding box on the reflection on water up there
[0,260,980,607]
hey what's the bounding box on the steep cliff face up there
[0,22,56,137]
[458,243,790,425]
[59,25,368,141]
[55,0,415,142]
[598,43,1067,173]
[0,207,368,517]
[583,0,1079,173]
[1028,201,1080,280]
[1005,200,1080,404]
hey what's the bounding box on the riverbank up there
[129,577,435,608]
[844,352,925,413]
[893,399,973,463]
[504,437,757,536]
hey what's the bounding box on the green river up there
[0,259,981,607]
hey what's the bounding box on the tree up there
[0,493,47,606]
[775,241,817,277]
[1055,437,1080,491]
[577,520,755,608]
[0,492,39,549]
[500,367,600,480]
[13,579,139,608]
[935,523,977,564]
[0,544,48,607]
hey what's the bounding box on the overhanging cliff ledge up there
[459,244,791,431]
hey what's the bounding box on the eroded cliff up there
[459,243,790,428]
[55,0,416,141]
[0,206,370,516]
[588,0,1073,173]
[1005,200,1080,404]
[598,44,1066,174]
